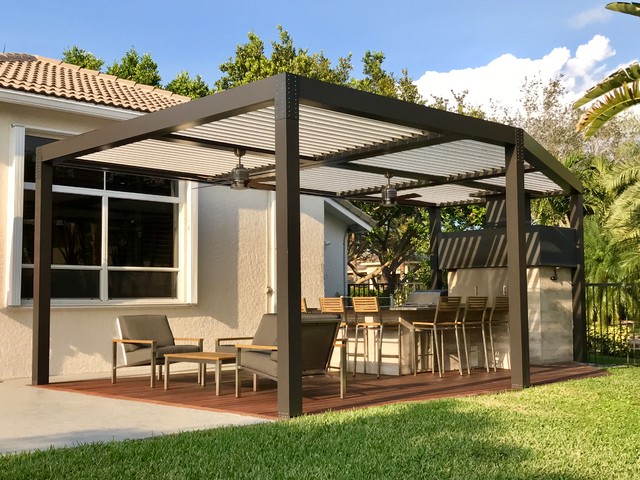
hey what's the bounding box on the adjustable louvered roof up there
[39,73,581,206]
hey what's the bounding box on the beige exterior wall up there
[448,266,574,365]
[0,99,327,380]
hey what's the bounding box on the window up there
[10,131,197,305]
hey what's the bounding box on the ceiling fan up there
[345,173,421,206]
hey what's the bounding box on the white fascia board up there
[324,198,373,232]
[0,88,143,120]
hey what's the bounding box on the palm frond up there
[576,79,640,137]
[605,184,640,245]
[573,62,640,108]
[608,161,640,190]
[606,2,640,17]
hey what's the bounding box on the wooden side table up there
[164,351,236,395]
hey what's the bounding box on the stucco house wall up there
[0,91,332,380]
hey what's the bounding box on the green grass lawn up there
[2,367,639,480]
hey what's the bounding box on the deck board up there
[40,362,607,419]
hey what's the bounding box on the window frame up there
[6,125,198,307]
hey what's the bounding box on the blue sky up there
[2,1,637,110]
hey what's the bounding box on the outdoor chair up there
[320,297,351,371]
[412,296,463,377]
[112,315,203,388]
[352,296,402,378]
[231,313,346,398]
[488,296,510,371]
[460,296,489,374]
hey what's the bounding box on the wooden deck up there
[41,362,607,419]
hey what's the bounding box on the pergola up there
[33,73,585,418]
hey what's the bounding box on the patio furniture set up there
[110,294,512,399]
[318,294,511,380]
[111,312,347,398]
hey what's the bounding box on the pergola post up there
[32,152,53,385]
[274,74,303,418]
[505,129,530,389]
[428,207,443,289]
[570,193,586,362]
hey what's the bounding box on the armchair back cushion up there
[251,313,278,346]
[118,315,174,352]
[116,314,201,367]
[238,313,340,381]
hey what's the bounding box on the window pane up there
[21,268,100,299]
[24,136,53,183]
[108,198,176,267]
[108,271,177,298]
[22,191,102,266]
[53,166,104,189]
[106,172,178,196]
[22,192,35,264]
[25,136,103,188]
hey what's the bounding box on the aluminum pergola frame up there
[32,73,586,418]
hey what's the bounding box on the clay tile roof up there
[0,53,190,112]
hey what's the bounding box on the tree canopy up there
[61,46,104,71]
[164,71,211,99]
[105,47,162,87]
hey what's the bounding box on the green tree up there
[215,27,433,290]
[165,71,210,99]
[215,26,352,91]
[603,149,640,278]
[61,46,104,71]
[348,203,431,287]
[351,51,424,104]
[106,47,162,87]
[573,2,640,137]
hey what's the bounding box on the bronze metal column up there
[505,129,530,389]
[274,74,303,418]
[32,150,53,385]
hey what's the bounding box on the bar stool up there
[352,297,402,378]
[320,297,351,371]
[460,296,489,374]
[488,296,509,371]
[412,296,462,377]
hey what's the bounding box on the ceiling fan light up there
[381,185,397,206]
[230,164,249,190]
[230,148,249,190]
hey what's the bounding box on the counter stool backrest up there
[463,296,488,323]
[320,297,346,314]
[352,296,380,322]
[490,296,509,324]
[434,296,462,324]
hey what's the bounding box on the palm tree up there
[574,2,640,138]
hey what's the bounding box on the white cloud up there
[415,35,617,114]
[569,7,610,29]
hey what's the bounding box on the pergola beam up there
[39,76,279,163]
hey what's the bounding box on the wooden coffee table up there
[164,351,236,395]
